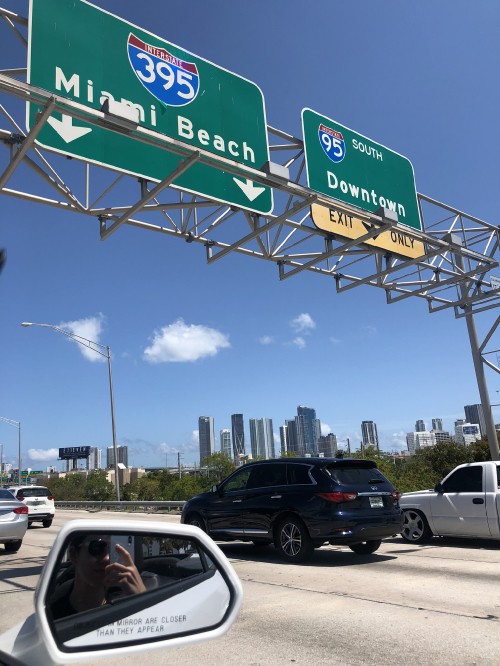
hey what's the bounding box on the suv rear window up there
[17,487,51,497]
[326,466,388,486]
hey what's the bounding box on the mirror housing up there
[434,482,444,493]
[0,519,242,665]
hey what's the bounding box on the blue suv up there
[181,457,403,563]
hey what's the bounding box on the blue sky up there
[1,0,500,469]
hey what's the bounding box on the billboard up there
[58,446,91,460]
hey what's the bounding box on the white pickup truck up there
[400,461,500,543]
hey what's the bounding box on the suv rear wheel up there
[349,539,381,555]
[42,519,53,528]
[274,516,313,563]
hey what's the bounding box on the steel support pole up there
[106,346,121,501]
[448,234,500,460]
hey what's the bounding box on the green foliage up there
[280,451,299,458]
[44,473,86,501]
[201,452,236,484]
[84,470,114,501]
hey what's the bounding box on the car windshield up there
[326,466,388,486]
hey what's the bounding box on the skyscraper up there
[279,425,288,456]
[249,418,275,459]
[296,406,321,456]
[285,419,299,455]
[361,421,379,450]
[415,420,426,432]
[464,404,486,437]
[198,416,215,465]
[318,434,337,457]
[432,418,443,431]
[220,429,232,458]
[231,413,245,459]
[107,445,128,468]
[86,447,102,470]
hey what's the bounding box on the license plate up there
[369,496,384,508]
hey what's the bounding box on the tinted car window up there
[442,466,482,493]
[327,466,387,486]
[222,468,252,492]
[0,488,15,500]
[247,463,287,489]
[287,464,313,485]
[17,487,50,497]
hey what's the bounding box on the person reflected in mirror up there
[50,534,146,619]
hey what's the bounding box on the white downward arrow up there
[233,177,266,202]
[47,114,92,143]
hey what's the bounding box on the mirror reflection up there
[46,530,230,650]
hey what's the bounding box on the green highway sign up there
[302,108,421,231]
[27,0,272,214]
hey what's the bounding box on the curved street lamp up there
[0,416,21,482]
[21,322,121,501]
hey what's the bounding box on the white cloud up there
[291,336,306,349]
[290,313,316,333]
[143,319,230,363]
[321,422,332,436]
[259,335,275,345]
[192,430,199,444]
[391,430,408,449]
[329,336,341,345]
[58,314,106,362]
[27,448,59,462]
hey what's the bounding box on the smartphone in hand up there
[109,535,135,564]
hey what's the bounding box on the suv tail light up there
[47,495,54,501]
[391,491,401,501]
[316,492,358,503]
[16,494,24,501]
[14,506,28,515]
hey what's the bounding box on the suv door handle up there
[232,499,242,503]
[270,494,282,499]
[472,498,484,504]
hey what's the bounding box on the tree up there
[84,470,113,501]
[201,453,236,484]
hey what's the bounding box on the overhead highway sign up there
[302,108,421,232]
[27,0,272,214]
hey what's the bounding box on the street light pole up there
[21,322,121,500]
[0,416,21,482]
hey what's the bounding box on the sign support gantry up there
[1,4,499,458]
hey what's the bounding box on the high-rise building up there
[279,425,288,456]
[285,419,299,455]
[361,421,379,449]
[231,413,245,459]
[415,420,426,432]
[406,431,436,455]
[455,420,481,446]
[296,406,321,456]
[464,404,486,438]
[107,445,128,468]
[318,434,337,457]
[198,416,215,464]
[220,429,232,458]
[433,430,451,444]
[86,447,102,470]
[249,418,275,459]
[432,418,443,431]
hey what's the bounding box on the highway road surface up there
[0,509,499,665]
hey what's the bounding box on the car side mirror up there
[0,519,242,665]
[434,482,444,493]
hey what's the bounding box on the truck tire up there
[401,509,432,543]
[349,539,382,555]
